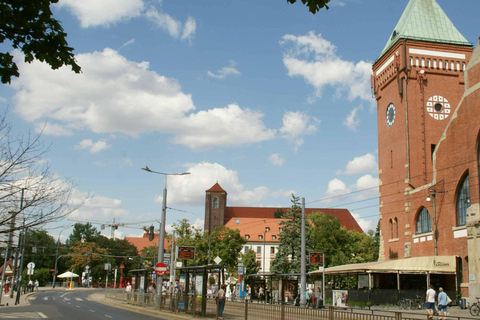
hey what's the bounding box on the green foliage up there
[0,0,81,83]
[309,212,376,267]
[286,0,330,14]
[274,209,286,218]
[67,223,101,245]
[208,226,246,274]
[271,194,312,274]
[24,229,56,270]
[22,267,52,286]
[242,249,260,282]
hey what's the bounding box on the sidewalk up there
[0,290,36,307]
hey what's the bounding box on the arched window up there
[212,197,219,209]
[390,219,393,239]
[456,175,471,226]
[394,218,398,238]
[416,207,432,234]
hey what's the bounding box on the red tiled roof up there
[125,233,172,253]
[206,183,227,193]
[225,207,363,233]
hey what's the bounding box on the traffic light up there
[148,225,154,241]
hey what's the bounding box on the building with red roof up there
[205,183,363,272]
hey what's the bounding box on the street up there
[0,289,167,320]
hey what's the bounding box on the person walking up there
[437,287,449,320]
[217,284,226,320]
[425,284,436,319]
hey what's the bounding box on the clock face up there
[386,103,395,127]
[426,95,450,120]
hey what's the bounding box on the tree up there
[271,194,312,274]
[287,0,330,14]
[0,0,81,84]
[67,240,107,277]
[24,229,56,270]
[241,249,260,283]
[0,114,81,237]
[309,212,377,267]
[67,223,101,245]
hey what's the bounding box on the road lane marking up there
[60,292,72,298]
[0,312,46,318]
[43,297,48,300]
[75,298,83,301]
[38,312,48,318]
[89,309,96,312]
[105,315,113,318]
[29,297,37,300]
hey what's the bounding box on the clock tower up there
[204,183,227,234]
[372,0,473,260]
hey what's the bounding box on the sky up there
[1,0,479,242]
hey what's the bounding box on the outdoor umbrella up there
[57,271,79,278]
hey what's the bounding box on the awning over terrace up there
[311,255,457,275]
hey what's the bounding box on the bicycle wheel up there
[470,303,480,316]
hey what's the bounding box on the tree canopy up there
[0,0,81,83]
[287,0,330,14]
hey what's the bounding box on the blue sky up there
[1,0,479,241]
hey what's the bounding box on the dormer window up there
[272,235,276,240]
[259,235,263,240]
[245,235,250,240]
[212,197,219,209]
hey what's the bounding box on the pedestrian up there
[259,286,265,302]
[125,282,132,301]
[27,279,33,292]
[437,287,449,320]
[34,280,39,292]
[217,284,226,320]
[98,278,102,288]
[425,284,436,319]
[4,278,10,295]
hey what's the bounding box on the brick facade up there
[373,0,480,298]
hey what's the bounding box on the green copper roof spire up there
[378,0,472,60]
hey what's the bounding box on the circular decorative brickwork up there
[426,95,450,120]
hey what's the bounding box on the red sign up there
[309,252,324,264]
[177,246,195,260]
[154,262,168,276]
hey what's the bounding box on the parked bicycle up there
[397,295,424,310]
[470,297,480,316]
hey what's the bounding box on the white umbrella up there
[57,271,79,278]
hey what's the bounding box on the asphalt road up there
[0,289,168,320]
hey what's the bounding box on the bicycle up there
[470,297,480,316]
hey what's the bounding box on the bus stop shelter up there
[175,264,224,316]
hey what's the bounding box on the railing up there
[104,289,476,320]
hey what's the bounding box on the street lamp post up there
[53,225,72,288]
[426,190,444,256]
[141,166,190,295]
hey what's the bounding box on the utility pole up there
[300,197,306,308]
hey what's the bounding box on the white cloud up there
[74,139,111,153]
[325,178,351,202]
[11,49,275,150]
[119,39,135,50]
[120,157,133,167]
[69,191,129,220]
[208,60,241,79]
[269,153,285,166]
[153,162,290,206]
[343,105,363,131]
[355,174,379,197]
[146,6,196,41]
[279,111,318,151]
[57,0,144,27]
[344,153,377,175]
[170,104,276,150]
[281,31,374,103]
[351,212,377,232]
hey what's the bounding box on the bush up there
[22,268,53,286]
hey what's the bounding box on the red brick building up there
[204,182,362,272]
[373,0,480,298]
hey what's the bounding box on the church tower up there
[373,0,473,260]
[204,183,227,234]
